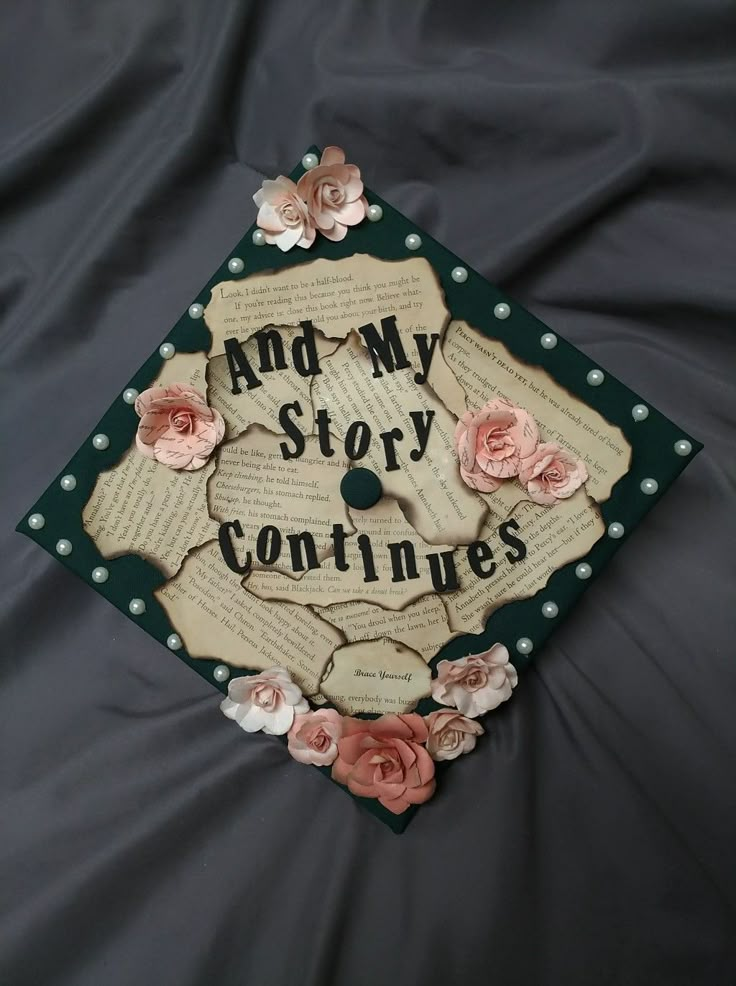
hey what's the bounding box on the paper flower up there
[431,643,517,718]
[424,709,484,761]
[220,667,309,735]
[455,399,539,493]
[135,384,225,471]
[331,713,436,815]
[287,709,344,766]
[296,146,367,242]
[518,442,588,504]
[253,176,316,251]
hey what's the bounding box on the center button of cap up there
[340,468,383,510]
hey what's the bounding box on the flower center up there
[479,425,515,459]
[464,670,486,691]
[280,200,304,226]
[170,410,194,433]
[325,184,344,206]
[253,685,278,711]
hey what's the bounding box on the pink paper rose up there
[431,643,518,718]
[296,145,367,242]
[332,713,436,815]
[455,399,539,493]
[253,175,316,251]
[287,709,344,766]
[220,667,309,736]
[135,384,225,471]
[518,442,588,505]
[424,709,484,761]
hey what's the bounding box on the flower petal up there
[320,146,346,167]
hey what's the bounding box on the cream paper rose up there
[253,175,316,251]
[455,399,539,493]
[518,442,588,504]
[287,709,343,766]
[220,667,309,735]
[424,709,484,761]
[135,384,225,471]
[431,643,518,718]
[296,145,366,242]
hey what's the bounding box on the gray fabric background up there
[1,2,735,984]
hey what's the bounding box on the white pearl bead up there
[227,257,244,274]
[451,266,468,283]
[640,478,658,495]
[575,562,592,580]
[540,332,557,350]
[542,601,559,619]
[252,229,266,246]
[123,388,139,404]
[56,539,72,556]
[60,474,77,492]
[301,152,319,170]
[632,404,649,422]
[516,637,533,655]
[92,566,109,583]
[494,302,511,320]
[159,343,175,360]
[28,513,45,530]
[213,664,230,683]
[92,434,109,450]
[587,369,605,387]
[188,303,204,319]
[674,439,692,457]
[405,233,422,251]
[608,522,625,539]
[167,633,182,650]
[128,598,146,616]
[367,204,383,222]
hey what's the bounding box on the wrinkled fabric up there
[1,2,735,985]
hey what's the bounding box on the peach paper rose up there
[424,709,484,762]
[296,146,367,242]
[518,442,588,505]
[455,399,539,493]
[287,709,343,766]
[332,713,436,815]
[220,667,309,736]
[253,175,316,251]
[431,643,518,718]
[135,384,225,471]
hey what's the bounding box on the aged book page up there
[319,639,432,715]
[202,254,467,416]
[155,541,343,695]
[82,352,217,577]
[155,350,208,393]
[207,426,354,571]
[443,489,604,634]
[206,325,339,440]
[311,332,486,545]
[444,321,631,504]
[315,595,455,664]
[246,498,455,610]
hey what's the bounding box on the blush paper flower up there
[424,709,484,762]
[253,175,316,252]
[431,643,518,718]
[331,713,436,815]
[287,709,344,766]
[518,442,588,505]
[296,145,367,242]
[455,399,539,493]
[135,384,225,471]
[220,667,309,736]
